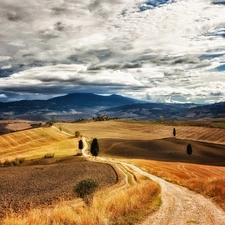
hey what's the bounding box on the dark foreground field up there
[0,157,117,217]
[99,137,225,166]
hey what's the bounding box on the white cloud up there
[0,0,225,103]
[1,64,12,69]
[0,94,7,98]
[0,56,12,62]
[0,64,143,95]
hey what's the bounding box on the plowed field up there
[0,157,117,218]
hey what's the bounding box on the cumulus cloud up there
[0,0,225,103]
[0,64,144,97]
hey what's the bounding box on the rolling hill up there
[0,127,78,161]
[101,102,225,121]
[0,93,142,121]
[0,92,225,121]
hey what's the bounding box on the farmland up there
[0,120,225,224]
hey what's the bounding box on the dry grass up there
[1,120,225,223]
[56,120,225,144]
[132,159,225,211]
[1,176,160,225]
[0,127,79,162]
[61,120,225,211]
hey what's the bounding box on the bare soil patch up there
[0,120,42,135]
[0,157,118,218]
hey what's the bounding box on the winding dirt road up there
[125,163,225,225]
[56,128,225,224]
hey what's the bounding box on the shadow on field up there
[99,138,225,166]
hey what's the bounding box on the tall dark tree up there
[173,128,176,137]
[90,138,99,156]
[78,139,83,150]
[186,144,192,155]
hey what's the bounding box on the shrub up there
[44,153,55,159]
[12,158,25,166]
[74,179,98,204]
[3,158,25,167]
[75,131,81,138]
[46,121,54,126]
[3,159,13,167]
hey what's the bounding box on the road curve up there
[51,128,225,224]
[124,163,225,225]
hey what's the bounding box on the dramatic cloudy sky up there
[0,0,225,103]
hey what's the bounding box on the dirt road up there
[54,127,225,224]
[124,163,225,225]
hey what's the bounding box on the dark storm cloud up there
[210,91,223,96]
[87,62,142,71]
[6,12,21,21]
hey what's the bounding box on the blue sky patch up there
[206,28,225,39]
[139,0,175,12]
[212,1,225,5]
[216,64,225,72]
[199,53,224,60]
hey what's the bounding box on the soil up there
[0,157,118,218]
[0,120,41,135]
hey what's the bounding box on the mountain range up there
[0,93,225,121]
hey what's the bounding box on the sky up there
[0,0,225,104]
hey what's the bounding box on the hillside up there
[0,93,142,121]
[0,127,78,161]
[0,92,225,121]
[1,121,225,223]
[56,121,225,166]
[101,102,225,121]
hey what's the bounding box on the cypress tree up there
[78,139,83,150]
[173,128,176,137]
[187,144,192,155]
[90,138,99,156]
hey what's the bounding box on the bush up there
[75,131,81,138]
[12,158,25,166]
[46,121,54,126]
[3,159,13,167]
[44,153,55,159]
[3,158,25,167]
[74,179,98,204]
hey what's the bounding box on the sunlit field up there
[0,120,225,224]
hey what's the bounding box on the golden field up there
[0,120,225,224]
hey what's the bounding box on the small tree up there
[187,144,192,155]
[78,139,83,150]
[74,179,98,205]
[173,128,176,137]
[75,131,81,138]
[90,138,99,156]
